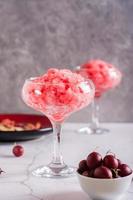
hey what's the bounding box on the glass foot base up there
[78,126,109,135]
[32,164,75,178]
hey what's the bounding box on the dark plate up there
[0,114,52,142]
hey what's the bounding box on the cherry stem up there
[0,168,5,174]
[14,142,17,146]
[93,146,100,152]
[106,150,115,157]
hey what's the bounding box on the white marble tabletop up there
[0,123,133,200]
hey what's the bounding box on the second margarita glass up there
[75,60,122,134]
[22,68,95,178]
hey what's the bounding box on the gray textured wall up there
[0,0,132,122]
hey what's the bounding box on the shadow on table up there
[47,191,91,200]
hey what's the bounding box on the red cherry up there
[81,169,94,177]
[103,155,119,169]
[79,160,88,172]
[94,166,113,179]
[88,169,94,177]
[82,171,90,177]
[118,164,132,177]
[12,145,24,157]
[87,152,102,170]
[117,159,122,168]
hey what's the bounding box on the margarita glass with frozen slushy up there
[22,68,94,177]
[76,60,122,134]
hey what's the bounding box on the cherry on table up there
[12,144,24,157]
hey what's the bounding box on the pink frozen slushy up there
[79,60,122,97]
[22,68,94,122]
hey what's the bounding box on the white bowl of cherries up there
[77,151,133,200]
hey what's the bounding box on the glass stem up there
[91,98,100,129]
[51,121,64,165]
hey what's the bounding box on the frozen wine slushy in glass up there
[22,68,95,177]
[76,60,122,134]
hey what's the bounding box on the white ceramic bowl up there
[77,171,133,200]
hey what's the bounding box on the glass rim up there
[24,76,95,89]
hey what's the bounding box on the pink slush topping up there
[22,68,94,122]
[80,60,122,97]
